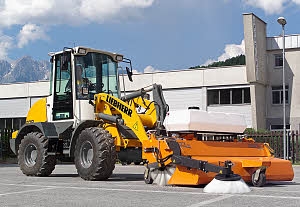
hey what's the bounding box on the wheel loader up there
[10,46,294,192]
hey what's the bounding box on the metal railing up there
[1,128,300,163]
[0,128,15,159]
[246,130,300,163]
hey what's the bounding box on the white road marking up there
[0,183,207,195]
[186,195,234,207]
[1,182,300,200]
[238,194,300,200]
[253,189,300,193]
[0,187,56,196]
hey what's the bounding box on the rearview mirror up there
[126,67,133,82]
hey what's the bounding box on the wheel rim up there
[80,141,93,168]
[24,144,37,167]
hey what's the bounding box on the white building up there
[243,13,300,130]
[120,66,252,127]
[0,81,49,129]
[1,13,300,131]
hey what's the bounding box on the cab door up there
[51,52,74,121]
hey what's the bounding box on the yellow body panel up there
[133,96,157,128]
[12,98,47,139]
[26,98,47,123]
[94,93,150,149]
[12,130,18,139]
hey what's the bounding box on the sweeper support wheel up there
[251,170,266,187]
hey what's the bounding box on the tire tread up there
[18,132,56,176]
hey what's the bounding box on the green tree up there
[190,54,245,69]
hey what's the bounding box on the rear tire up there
[74,127,116,180]
[18,132,56,176]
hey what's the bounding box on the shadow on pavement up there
[109,173,144,181]
[50,173,79,178]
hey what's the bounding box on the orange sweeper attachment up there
[141,107,294,193]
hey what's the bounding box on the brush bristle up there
[151,166,176,186]
[203,178,251,194]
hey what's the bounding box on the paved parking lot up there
[0,164,299,207]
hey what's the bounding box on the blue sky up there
[0,0,300,73]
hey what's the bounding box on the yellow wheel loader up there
[10,46,294,193]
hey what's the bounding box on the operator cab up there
[48,47,129,125]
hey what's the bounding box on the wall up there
[121,66,247,91]
[243,13,267,129]
[0,81,50,118]
[266,47,300,130]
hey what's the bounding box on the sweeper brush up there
[203,176,251,194]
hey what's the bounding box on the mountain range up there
[0,55,244,84]
[0,57,50,84]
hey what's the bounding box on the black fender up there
[69,120,102,157]
[12,121,73,155]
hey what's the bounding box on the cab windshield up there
[74,52,119,99]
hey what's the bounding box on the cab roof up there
[48,46,124,62]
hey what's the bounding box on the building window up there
[270,124,290,131]
[274,54,283,68]
[0,119,5,129]
[207,90,219,105]
[244,87,251,103]
[272,86,288,104]
[207,88,250,106]
[232,88,242,104]
[220,89,230,104]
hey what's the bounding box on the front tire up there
[18,132,56,176]
[74,127,116,180]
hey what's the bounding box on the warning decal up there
[133,122,138,131]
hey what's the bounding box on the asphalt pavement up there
[0,164,299,207]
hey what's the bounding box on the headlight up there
[78,48,87,54]
[115,55,123,61]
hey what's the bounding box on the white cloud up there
[144,65,155,73]
[0,0,155,27]
[218,40,245,61]
[17,24,48,48]
[80,0,154,23]
[132,69,140,74]
[0,0,155,60]
[203,59,215,66]
[243,0,288,14]
[132,65,160,74]
[0,34,13,60]
[131,65,160,74]
[203,40,245,66]
[143,65,161,73]
[292,0,300,4]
